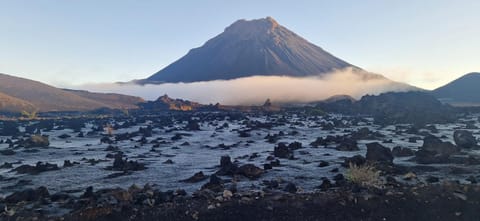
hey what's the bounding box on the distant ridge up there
[0,73,144,113]
[432,72,480,106]
[317,91,455,124]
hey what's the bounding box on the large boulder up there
[415,135,459,164]
[274,143,294,159]
[453,130,477,148]
[236,164,264,179]
[335,139,359,151]
[216,155,238,176]
[21,135,50,148]
[365,142,393,164]
[421,135,459,155]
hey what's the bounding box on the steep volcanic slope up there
[432,72,480,106]
[145,17,358,83]
[0,73,143,112]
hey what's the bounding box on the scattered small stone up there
[223,190,233,199]
[466,176,477,184]
[425,176,439,183]
[274,143,294,159]
[181,171,208,183]
[283,182,297,193]
[58,133,71,139]
[403,172,417,180]
[318,161,329,167]
[201,175,224,192]
[0,149,15,155]
[237,164,264,179]
[63,160,74,167]
[263,163,273,170]
[107,153,146,171]
[163,159,174,164]
[319,179,332,190]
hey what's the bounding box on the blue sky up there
[1,0,479,89]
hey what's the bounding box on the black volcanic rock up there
[14,162,59,175]
[365,142,393,164]
[415,135,459,164]
[5,186,50,203]
[358,92,455,125]
[181,171,208,183]
[317,91,456,125]
[21,135,50,148]
[144,17,357,83]
[236,164,264,179]
[453,130,477,148]
[274,142,294,159]
[432,72,480,105]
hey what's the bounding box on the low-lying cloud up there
[76,68,415,105]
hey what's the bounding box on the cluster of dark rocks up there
[13,162,59,175]
[182,155,264,191]
[273,142,302,159]
[107,153,147,172]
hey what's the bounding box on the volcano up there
[144,17,359,83]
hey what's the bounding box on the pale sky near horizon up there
[1,0,479,90]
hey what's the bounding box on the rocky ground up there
[1,109,480,220]
[2,182,480,221]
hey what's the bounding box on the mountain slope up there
[144,17,357,83]
[432,72,480,106]
[0,73,144,112]
[64,89,145,109]
[0,92,36,113]
[0,73,106,112]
